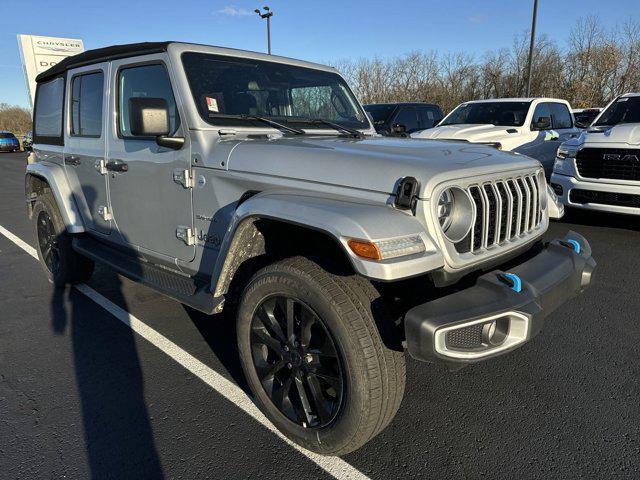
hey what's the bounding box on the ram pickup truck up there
[411,98,581,178]
[25,42,595,455]
[552,93,640,215]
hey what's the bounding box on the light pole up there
[525,0,539,97]
[255,6,273,55]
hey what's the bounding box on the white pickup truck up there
[412,98,581,178]
[551,93,640,215]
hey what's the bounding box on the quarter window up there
[118,64,179,138]
[550,103,573,129]
[71,72,104,137]
[34,77,65,142]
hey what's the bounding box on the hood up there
[412,124,519,142]
[584,123,640,145]
[224,136,539,199]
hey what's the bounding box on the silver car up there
[25,42,595,455]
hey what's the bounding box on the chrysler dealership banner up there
[17,35,84,108]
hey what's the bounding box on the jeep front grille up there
[456,173,543,254]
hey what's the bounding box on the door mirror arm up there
[156,135,185,150]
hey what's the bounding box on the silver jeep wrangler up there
[25,42,595,455]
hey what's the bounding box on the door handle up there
[64,155,81,166]
[105,160,129,172]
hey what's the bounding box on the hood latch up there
[395,176,419,210]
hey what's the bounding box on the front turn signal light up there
[347,239,381,260]
[348,235,426,261]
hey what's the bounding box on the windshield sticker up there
[206,96,219,112]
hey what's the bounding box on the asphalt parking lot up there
[1,151,639,479]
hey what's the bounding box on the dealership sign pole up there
[17,35,84,110]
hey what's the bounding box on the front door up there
[64,63,110,234]
[106,56,194,262]
[518,102,560,177]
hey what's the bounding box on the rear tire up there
[237,256,405,455]
[32,190,94,287]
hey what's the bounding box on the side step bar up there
[72,236,223,315]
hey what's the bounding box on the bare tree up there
[0,104,32,135]
[331,16,640,114]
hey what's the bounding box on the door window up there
[416,106,440,129]
[71,72,104,137]
[34,77,65,143]
[394,107,419,132]
[550,103,573,129]
[531,103,552,130]
[118,64,180,138]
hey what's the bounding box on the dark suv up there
[364,102,443,136]
[0,131,20,152]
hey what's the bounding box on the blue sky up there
[1,0,638,107]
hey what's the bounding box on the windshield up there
[363,104,395,124]
[594,97,640,126]
[182,52,369,130]
[440,101,531,127]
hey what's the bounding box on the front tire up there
[237,256,405,455]
[32,191,94,286]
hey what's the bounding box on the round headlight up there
[437,187,474,243]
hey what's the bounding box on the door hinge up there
[176,226,195,245]
[95,159,107,175]
[173,168,194,188]
[98,205,112,221]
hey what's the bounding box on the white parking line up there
[0,224,370,480]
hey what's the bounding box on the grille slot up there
[570,189,640,208]
[458,173,543,254]
[576,148,640,181]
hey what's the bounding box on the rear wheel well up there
[25,174,51,218]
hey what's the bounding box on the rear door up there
[106,56,194,262]
[64,64,110,234]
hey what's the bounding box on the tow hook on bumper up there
[404,231,596,363]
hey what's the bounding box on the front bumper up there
[405,231,595,363]
[551,172,640,216]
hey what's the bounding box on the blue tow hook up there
[566,239,581,254]
[497,273,522,293]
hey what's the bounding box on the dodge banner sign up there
[17,34,84,108]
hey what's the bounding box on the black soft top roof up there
[35,42,172,83]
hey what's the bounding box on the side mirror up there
[532,116,551,130]
[129,97,170,137]
[391,123,407,136]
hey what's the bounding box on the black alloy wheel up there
[37,210,60,275]
[249,295,343,429]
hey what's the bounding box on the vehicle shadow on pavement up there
[183,306,250,392]
[49,187,164,480]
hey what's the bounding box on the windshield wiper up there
[310,119,365,138]
[208,113,305,135]
[289,118,365,138]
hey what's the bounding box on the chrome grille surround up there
[428,168,548,270]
